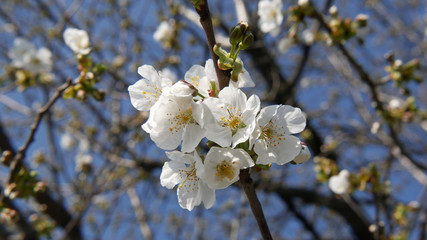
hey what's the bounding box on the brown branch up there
[192,1,272,238]
[193,0,230,89]
[311,6,427,172]
[263,184,374,240]
[0,79,82,239]
[238,169,272,240]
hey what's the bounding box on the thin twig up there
[4,78,72,188]
[239,169,273,240]
[311,5,427,174]
[193,0,230,89]
[127,187,153,240]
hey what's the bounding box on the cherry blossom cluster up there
[128,59,310,210]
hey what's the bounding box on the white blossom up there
[63,28,91,55]
[251,105,306,165]
[161,151,215,211]
[328,170,351,194]
[60,133,77,150]
[142,85,205,152]
[197,147,254,190]
[185,59,219,98]
[257,0,283,36]
[75,154,93,172]
[278,37,293,54]
[128,65,173,112]
[388,98,403,110]
[8,38,52,73]
[298,0,310,7]
[8,38,36,68]
[302,29,315,45]
[27,47,52,73]
[153,21,174,49]
[203,86,260,148]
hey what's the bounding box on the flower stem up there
[239,169,273,240]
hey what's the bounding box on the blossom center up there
[260,121,286,147]
[220,107,246,134]
[215,159,237,181]
[167,106,193,133]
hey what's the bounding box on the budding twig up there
[1,78,73,200]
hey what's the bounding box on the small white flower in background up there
[153,21,174,49]
[63,28,91,55]
[203,86,260,148]
[78,138,90,153]
[0,23,15,33]
[93,195,109,210]
[8,38,52,73]
[8,38,36,69]
[27,47,53,73]
[142,84,205,153]
[60,133,77,150]
[329,5,338,16]
[251,105,306,165]
[328,169,351,194]
[278,37,293,54]
[160,151,215,211]
[298,0,310,7]
[388,98,403,110]
[257,0,283,36]
[197,147,254,190]
[128,65,173,112]
[75,154,93,173]
[293,143,311,164]
[302,29,315,45]
[159,68,178,83]
[370,121,380,134]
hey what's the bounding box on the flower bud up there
[239,31,254,50]
[329,6,338,17]
[229,22,248,46]
[1,150,14,167]
[292,144,311,164]
[355,14,369,28]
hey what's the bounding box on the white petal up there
[204,123,232,147]
[293,145,311,164]
[274,135,302,165]
[184,64,205,88]
[181,124,205,153]
[160,161,182,189]
[165,151,194,164]
[254,140,278,165]
[177,177,202,211]
[200,181,215,209]
[128,80,158,111]
[328,170,351,194]
[278,105,306,134]
[257,105,279,127]
[204,59,218,82]
[138,65,160,82]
